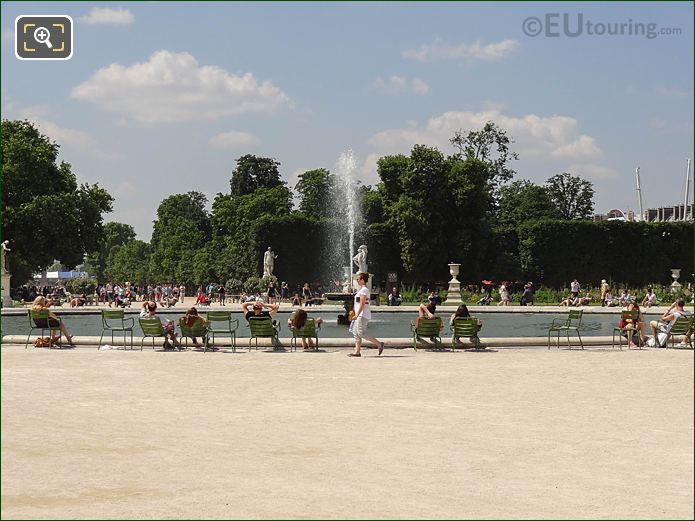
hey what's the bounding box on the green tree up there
[1,119,113,285]
[104,240,150,284]
[371,146,498,280]
[497,180,560,229]
[210,185,293,282]
[148,191,211,282]
[545,172,595,220]
[85,222,136,282]
[294,168,335,218]
[229,155,283,197]
[450,121,519,185]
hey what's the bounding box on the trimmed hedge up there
[516,220,693,287]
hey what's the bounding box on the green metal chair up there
[451,317,481,350]
[665,316,693,349]
[26,309,63,349]
[205,311,239,352]
[138,317,171,351]
[411,317,443,350]
[290,317,320,351]
[248,316,281,351]
[178,317,209,351]
[612,309,642,350]
[99,309,134,350]
[547,309,584,349]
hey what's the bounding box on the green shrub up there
[65,276,97,295]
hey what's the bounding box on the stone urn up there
[671,268,682,293]
[446,263,462,304]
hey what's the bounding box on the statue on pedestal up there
[263,247,278,278]
[1,241,10,275]
[352,244,368,274]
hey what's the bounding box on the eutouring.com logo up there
[522,13,682,39]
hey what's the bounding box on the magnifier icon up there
[33,26,53,49]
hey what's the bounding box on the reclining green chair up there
[290,317,321,351]
[26,309,63,349]
[248,316,281,351]
[665,316,693,349]
[205,311,239,352]
[547,309,584,349]
[451,317,481,350]
[612,309,642,350]
[178,317,209,351]
[411,317,443,350]
[99,309,134,350]
[138,317,173,351]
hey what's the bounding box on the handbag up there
[348,310,356,321]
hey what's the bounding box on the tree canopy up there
[2,119,113,285]
[9,117,688,291]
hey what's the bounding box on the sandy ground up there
[1,344,693,519]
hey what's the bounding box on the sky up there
[2,1,693,240]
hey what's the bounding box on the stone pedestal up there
[670,268,682,294]
[446,263,462,304]
[1,272,12,308]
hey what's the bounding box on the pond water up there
[1,310,661,339]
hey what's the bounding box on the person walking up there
[348,273,384,357]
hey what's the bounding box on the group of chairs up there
[411,317,482,351]
[411,309,694,351]
[25,309,321,352]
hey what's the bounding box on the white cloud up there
[361,108,612,182]
[373,75,429,95]
[208,130,260,150]
[17,106,120,161]
[565,163,617,180]
[403,39,519,63]
[71,50,291,125]
[654,85,692,98]
[79,8,135,25]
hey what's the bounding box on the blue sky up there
[2,1,693,239]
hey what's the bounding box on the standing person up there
[570,279,580,299]
[179,283,186,304]
[600,279,610,306]
[348,273,384,357]
[280,281,289,303]
[106,282,113,307]
[498,282,511,306]
[302,283,313,306]
[267,282,278,304]
[218,283,226,306]
[520,282,534,306]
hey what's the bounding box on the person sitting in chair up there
[243,298,280,322]
[182,307,208,348]
[450,304,483,331]
[31,296,73,344]
[287,308,323,350]
[140,301,179,348]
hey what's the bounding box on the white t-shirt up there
[353,286,371,320]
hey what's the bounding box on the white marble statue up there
[263,247,278,278]
[352,244,368,274]
[1,240,9,275]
